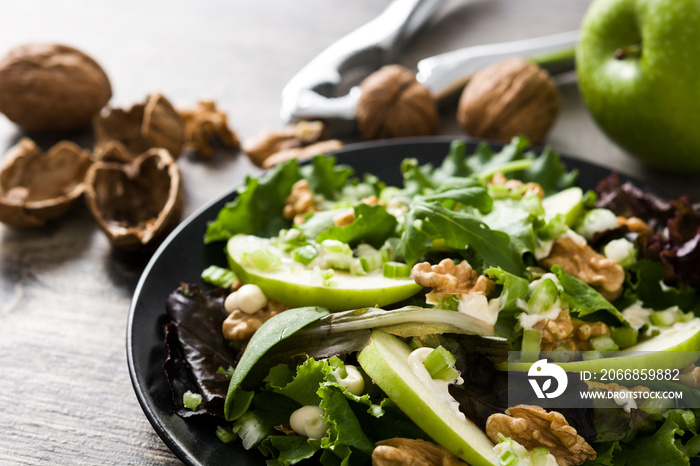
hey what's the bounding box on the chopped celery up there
[529,447,553,466]
[232,411,268,450]
[422,346,459,381]
[215,425,237,444]
[321,239,354,270]
[582,350,603,361]
[292,244,318,265]
[311,266,335,287]
[201,265,237,288]
[527,278,558,313]
[349,258,366,276]
[183,390,202,411]
[437,294,460,311]
[611,326,639,348]
[248,248,281,271]
[521,193,544,216]
[649,307,685,327]
[360,252,384,272]
[488,184,510,199]
[383,261,412,278]
[590,335,619,351]
[520,329,542,362]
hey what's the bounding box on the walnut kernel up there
[372,438,467,466]
[486,405,596,466]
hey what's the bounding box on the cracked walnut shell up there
[356,65,439,140]
[0,44,112,132]
[94,93,185,161]
[178,100,240,158]
[457,58,560,144]
[0,138,92,227]
[84,148,183,251]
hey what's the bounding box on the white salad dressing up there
[611,389,637,414]
[457,294,504,326]
[406,347,465,421]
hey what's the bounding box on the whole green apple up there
[577,0,700,173]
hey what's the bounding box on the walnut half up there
[412,258,494,295]
[486,405,596,466]
[539,236,625,301]
[372,438,467,466]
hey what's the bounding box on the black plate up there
[127,137,630,466]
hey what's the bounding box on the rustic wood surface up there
[1,1,698,465]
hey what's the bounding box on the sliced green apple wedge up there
[226,234,422,311]
[501,319,700,373]
[358,330,498,466]
[542,186,584,227]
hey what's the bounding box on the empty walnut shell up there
[0,44,112,132]
[93,93,185,161]
[356,64,438,140]
[84,148,183,251]
[457,58,560,144]
[0,138,92,227]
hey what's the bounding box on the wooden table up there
[1,1,697,465]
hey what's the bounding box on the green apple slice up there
[358,330,498,466]
[226,235,422,311]
[501,320,700,373]
[542,186,584,227]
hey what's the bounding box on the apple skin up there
[577,0,700,173]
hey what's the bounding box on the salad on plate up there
[162,137,700,466]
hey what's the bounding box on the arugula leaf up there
[551,265,626,324]
[484,267,529,311]
[317,203,398,248]
[205,160,301,242]
[466,137,529,174]
[300,155,354,199]
[224,306,330,420]
[432,139,471,181]
[479,198,538,255]
[398,202,524,274]
[519,145,579,195]
[418,185,493,214]
[401,157,437,196]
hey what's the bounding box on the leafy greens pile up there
[163,137,700,466]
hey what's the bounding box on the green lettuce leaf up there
[317,203,398,248]
[622,259,700,312]
[551,265,626,324]
[266,358,328,406]
[479,198,538,255]
[205,160,301,242]
[612,419,690,465]
[484,266,529,311]
[301,155,354,199]
[259,435,320,466]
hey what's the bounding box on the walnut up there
[0,138,93,227]
[616,216,653,238]
[457,58,560,145]
[222,301,288,341]
[412,258,494,295]
[242,120,327,167]
[0,44,111,132]
[486,405,596,466]
[333,208,355,227]
[533,310,609,352]
[283,179,316,224]
[372,438,467,466]
[178,100,240,158]
[84,148,183,251]
[356,65,439,140]
[490,172,545,199]
[262,139,343,168]
[94,93,185,161]
[539,236,625,301]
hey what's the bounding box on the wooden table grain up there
[1,1,697,465]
